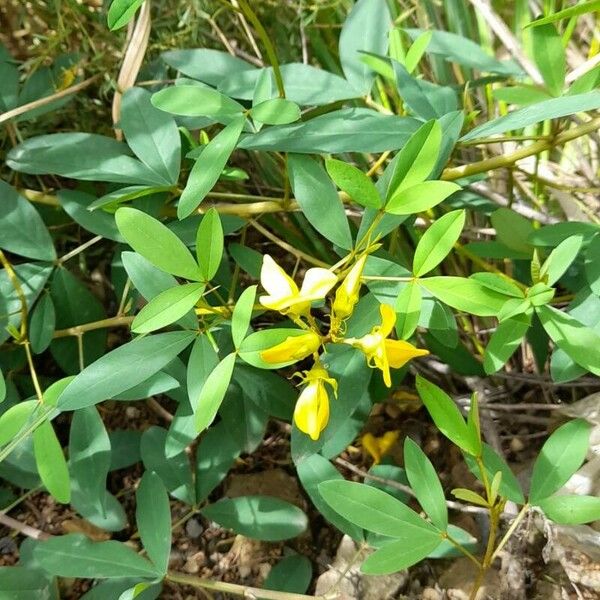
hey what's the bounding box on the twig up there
[167,571,339,600]
[334,457,490,516]
[467,0,543,84]
[0,75,100,125]
[0,512,50,541]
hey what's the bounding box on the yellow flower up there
[260,331,321,364]
[294,362,337,440]
[345,303,429,387]
[362,430,400,464]
[332,255,366,324]
[259,255,337,317]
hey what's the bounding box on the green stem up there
[166,571,338,600]
[491,503,530,562]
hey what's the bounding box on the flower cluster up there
[258,254,428,440]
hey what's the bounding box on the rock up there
[314,535,408,600]
[218,535,272,580]
[185,517,203,539]
[438,557,500,600]
[544,524,600,592]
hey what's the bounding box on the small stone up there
[185,517,203,539]
[510,437,525,453]
[0,537,17,555]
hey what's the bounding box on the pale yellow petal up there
[385,339,429,369]
[260,255,298,300]
[379,303,397,337]
[299,268,337,300]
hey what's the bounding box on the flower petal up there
[379,303,397,337]
[299,268,337,300]
[385,339,429,369]
[260,332,321,364]
[260,255,298,300]
[294,381,329,440]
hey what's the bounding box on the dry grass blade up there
[112,0,151,138]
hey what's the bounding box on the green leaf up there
[386,120,442,197]
[69,406,111,517]
[178,116,245,219]
[493,85,553,106]
[526,1,600,27]
[7,133,166,185]
[201,496,307,541]
[120,87,181,185]
[57,189,123,242]
[483,313,531,374]
[528,222,600,246]
[404,28,522,75]
[34,534,158,578]
[136,471,171,575]
[0,400,37,446]
[339,0,390,94]
[461,91,600,141]
[531,22,565,96]
[539,235,583,286]
[0,369,5,404]
[325,158,381,209]
[195,353,236,432]
[195,422,241,502]
[392,61,457,120]
[151,85,244,118]
[405,31,432,74]
[196,208,223,280]
[420,276,510,317]
[0,566,55,599]
[529,419,590,503]
[162,49,255,87]
[537,495,600,525]
[416,375,479,455]
[318,480,441,538]
[239,108,420,153]
[394,282,421,340]
[452,488,488,506]
[288,154,352,249]
[404,438,448,530]
[585,234,600,294]
[0,262,53,346]
[107,0,144,29]
[231,285,257,349]
[29,293,55,354]
[58,331,196,410]
[132,283,204,334]
[491,208,534,254]
[464,444,525,504]
[386,181,460,215]
[141,426,195,504]
[0,181,55,261]
[33,420,70,504]
[116,208,201,280]
[263,554,312,595]
[413,210,465,276]
[537,305,600,376]
[250,98,301,125]
[296,454,364,541]
[361,535,442,575]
